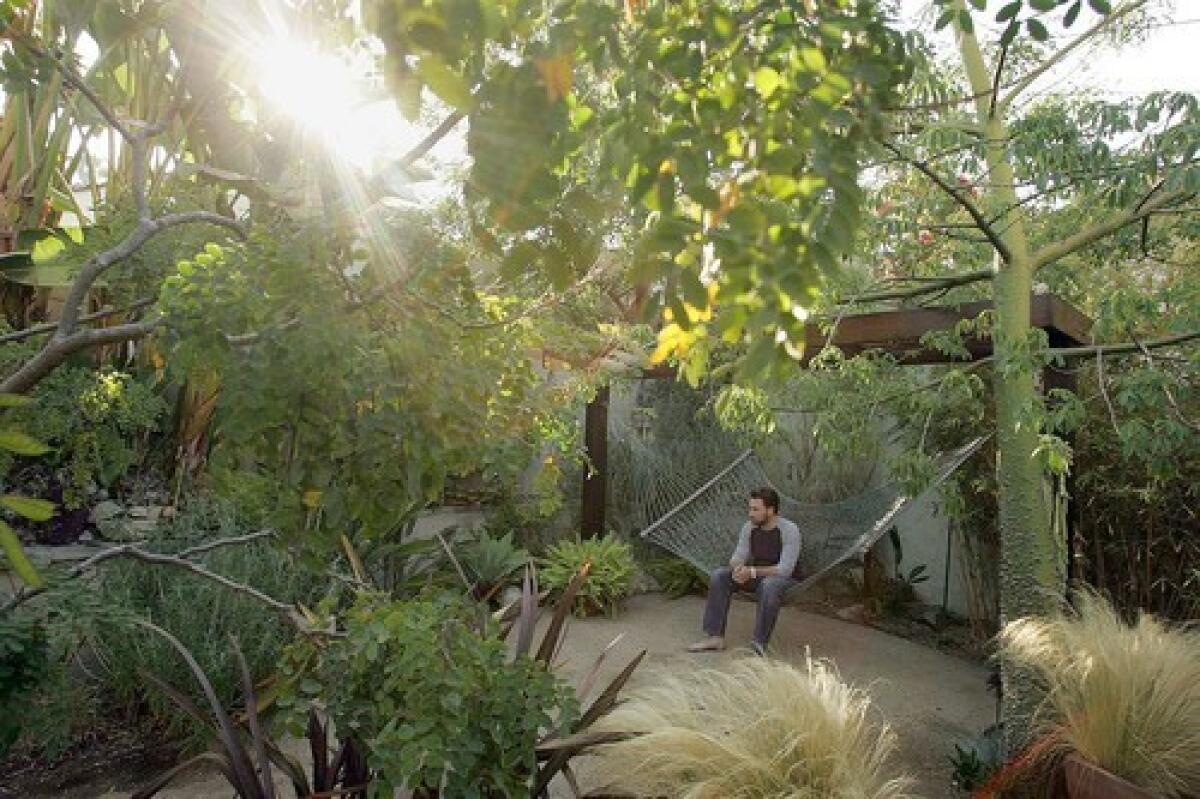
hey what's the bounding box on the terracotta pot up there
[1063,754,1154,799]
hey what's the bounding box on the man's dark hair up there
[749,487,780,513]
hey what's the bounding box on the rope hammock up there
[637,436,987,594]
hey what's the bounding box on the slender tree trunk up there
[953,10,1063,753]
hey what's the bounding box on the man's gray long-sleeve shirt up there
[730,518,801,576]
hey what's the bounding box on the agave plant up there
[133,621,368,799]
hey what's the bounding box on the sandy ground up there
[75,593,993,798]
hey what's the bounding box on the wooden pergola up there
[581,292,1092,540]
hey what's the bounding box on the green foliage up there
[459,528,530,601]
[279,592,578,798]
[160,217,593,557]
[0,392,54,587]
[540,535,634,617]
[644,555,707,599]
[3,495,318,756]
[2,366,165,508]
[0,614,47,756]
[369,0,912,378]
[949,741,999,793]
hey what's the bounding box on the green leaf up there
[1000,19,1021,46]
[752,67,783,100]
[0,429,50,456]
[1026,18,1049,41]
[1088,0,1112,13]
[1063,0,1082,26]
[968,0,986,9]
[935,9,956,29]
[797,47,826,74]
[416,56,474,109]
[958,10,975,34]
[1029,0,1057,11]
[0,519,44,588]
[1,495,55,522]
[0,393,32,408]
[995,1,1021,21]
[30,235,64,264]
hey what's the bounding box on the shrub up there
[3,367,165,510]
[644,555,708,598]
[540,535,634,616]
[279,592,578,797]
[0,615,47,756]
[592,656,913,799]
[997,591,1200,796]
[459,528,530,602]
[79,496,321,746]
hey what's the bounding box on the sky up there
[898,0,1200,96]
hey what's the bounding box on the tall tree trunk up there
[953,10,1063,753]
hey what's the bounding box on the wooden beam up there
[581,385,609,538]
[801,293,1091,365]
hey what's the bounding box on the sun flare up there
[250,36,408,171]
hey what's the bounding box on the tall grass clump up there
[997,590,1200,796]
[592,655,912,799]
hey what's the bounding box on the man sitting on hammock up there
[687,487,801,655]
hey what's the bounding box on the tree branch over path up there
[1029,185,1193,271]
[1,36,247,395]
[882,141,1012,262]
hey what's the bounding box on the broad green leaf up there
[752,67,783,100]
[1064,1,1082,27]
[1088,0,1112,13]
[416,56,473,109]
[1000,19,1021,45]
[996,1,1021,21]
[935,9,956,29]
[0,429,50,456]
[968,0,986,9]
[958,10,975,34]
[797,47,826,74]
[0,519,44,588]
[1026,18,1049,41]
[1030,0,1057,11]
[30,235,64,263]
[1,495,55,522]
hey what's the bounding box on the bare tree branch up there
[837,269,994,306]
[0,49,246,395]
[1030,188,1193,270]
[883,141,1012,262]
[997,0,1150,114]
[0,317,164,394]
[0,298,156,344]
[1126,329,1200,432]
[16,36,133,140]
[394,110,466,172]
[175,530,276,559]
[1046,330,1200,360]
[1095,350,1122,436]
[0,533,299,626]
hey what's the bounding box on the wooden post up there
[581,385,609,538]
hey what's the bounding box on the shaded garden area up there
[1,0,1197,797]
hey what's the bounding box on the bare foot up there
[686,636,726,653]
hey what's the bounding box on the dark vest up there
[749,526,800,579]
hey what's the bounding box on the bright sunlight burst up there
[251,36,419,172]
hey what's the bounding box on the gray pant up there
[702,566,797,647]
